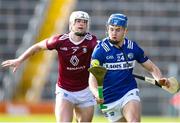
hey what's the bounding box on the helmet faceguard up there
[107,13,128,28]
[69,11,90,35]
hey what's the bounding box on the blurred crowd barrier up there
[0,102,54,114]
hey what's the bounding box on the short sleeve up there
[46,35,60,50]
[134,42,149,63]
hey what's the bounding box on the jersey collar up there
[107,37,126,48]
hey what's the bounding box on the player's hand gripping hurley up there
[133,74,180,94]
[88,66,107,109]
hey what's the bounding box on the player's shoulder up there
[58,33,69,40]
[85,32,97,41]
[96,38,111,52]
[56,32,97,41]
[48,33,69,42]
[124,38,139,49]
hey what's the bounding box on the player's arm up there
[141,59,170,87]
[1,39,48,72]
[88,73,104,104]
[18,40,48,62]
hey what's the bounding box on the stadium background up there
[0,0,180,121]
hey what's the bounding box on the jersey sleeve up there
[91,42,105,66]
[46,35,60,50]
[134,42,149,63]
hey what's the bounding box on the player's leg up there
[55,85,77,122]
[122,100,141,122]
[101,89,140,122]
[73,87,96,122]
[55,93,74,122]
[74,105,94,122]
[121,89,141,122]
[119,117,127,122]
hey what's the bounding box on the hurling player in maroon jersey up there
[1,11,97,122]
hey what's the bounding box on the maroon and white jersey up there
[46,33,97,91]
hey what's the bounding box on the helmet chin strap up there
[71,28,86,37]
[74,32,86,37]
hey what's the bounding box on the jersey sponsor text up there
[103,60,135,70]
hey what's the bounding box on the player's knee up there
[126,116,140,122]
[75,116,92,122]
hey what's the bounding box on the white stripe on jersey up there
[85,33,93,40]
[59,34,69,40]
[127,40,133,49]
[101,41,110,52]
[103,60,135,70]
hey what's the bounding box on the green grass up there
[142,116,180,122]
[0,114,180,122]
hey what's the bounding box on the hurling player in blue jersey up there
[88,13,170,122]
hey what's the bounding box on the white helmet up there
[69,11,90,31]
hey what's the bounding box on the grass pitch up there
[0,114,180,122]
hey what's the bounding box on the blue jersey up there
[92,37,148,104]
